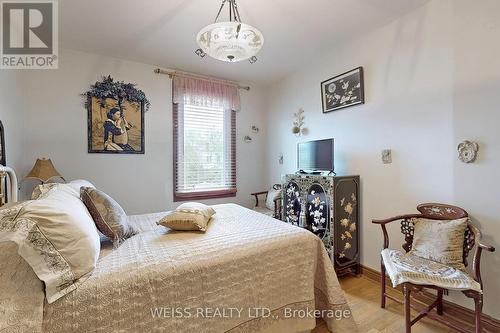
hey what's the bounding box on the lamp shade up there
[196,22,264,63]
[25,158,65,183]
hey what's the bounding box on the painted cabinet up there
[282,174,360,276]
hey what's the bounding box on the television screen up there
[297,139,334,171]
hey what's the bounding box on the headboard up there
[0,165,18,204]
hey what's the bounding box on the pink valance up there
[172,75,241,111]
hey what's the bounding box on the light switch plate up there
[382,149,392,164]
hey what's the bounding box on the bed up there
[1,203,357,333]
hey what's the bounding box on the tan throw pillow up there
[409,217,468,270]
[0,184,100,303]
[80,187,138,248]
[158,202,216,232]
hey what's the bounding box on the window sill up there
[174,189,237,202]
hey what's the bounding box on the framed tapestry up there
[87,95,145,154]
[84,76,149,154]
[321,67,364,113]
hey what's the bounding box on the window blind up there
[173,103,236,201]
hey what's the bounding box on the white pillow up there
[67,179,96,193]
[265,188,282,211]
[0,184,100,303]
[32,179,96,200]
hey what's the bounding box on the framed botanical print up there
[87,95,145,154]
[321,67,365,113]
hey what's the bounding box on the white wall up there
[264,0,500,319]
[20,49,268,214]
[0,71,24,171]
[8,0,499,319]
[450,0,500,315]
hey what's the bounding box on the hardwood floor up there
[312,275,454,333]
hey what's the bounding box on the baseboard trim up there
[360,265,500,333]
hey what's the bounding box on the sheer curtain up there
[173,75,239,201]
[172,76,240,111]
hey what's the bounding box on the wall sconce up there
[292,108,307,136]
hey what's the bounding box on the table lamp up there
[24,158,65,184]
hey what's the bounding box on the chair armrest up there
[478,242,495,252]
[469,225,495,288]
[251,191,269,196]
[472,245,495,289]
[372,214,422,250]
[251,191,268,207]
[372,214,422,225]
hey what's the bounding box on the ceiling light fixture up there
[195,0,264,64]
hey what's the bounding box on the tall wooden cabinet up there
[282,174,360,276]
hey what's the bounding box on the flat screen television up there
[297,139,334,172]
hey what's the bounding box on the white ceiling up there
[60,0,429,84]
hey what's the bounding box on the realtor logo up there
[1,0,58,69]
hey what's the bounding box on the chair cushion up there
[381,249,481,292]
[409,217,468,271]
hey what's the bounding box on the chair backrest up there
[400,203,476,267]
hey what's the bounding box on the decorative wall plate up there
[457,140,479,163]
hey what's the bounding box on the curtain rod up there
[154,68,250,91]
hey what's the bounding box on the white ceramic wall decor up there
[457,140,479,163]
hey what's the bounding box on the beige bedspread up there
[0,243,44,333]
[8,204,357,332]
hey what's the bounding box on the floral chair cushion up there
[409,217,468,271]
[381,249,481,292]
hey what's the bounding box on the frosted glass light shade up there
[196,22,264,62]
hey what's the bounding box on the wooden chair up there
[251,184,282,219]
[372,203,495,333]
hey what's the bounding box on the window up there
[173,103,236,201]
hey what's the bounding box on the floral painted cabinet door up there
[307,183,331,253]
[284,181,301,225]
[333,177,359,272]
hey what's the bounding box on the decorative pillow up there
[265,188,282,211]
[409,217,468,271]
[80,187,138,248]
[0,184,100,303]
[158,202,216,232]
